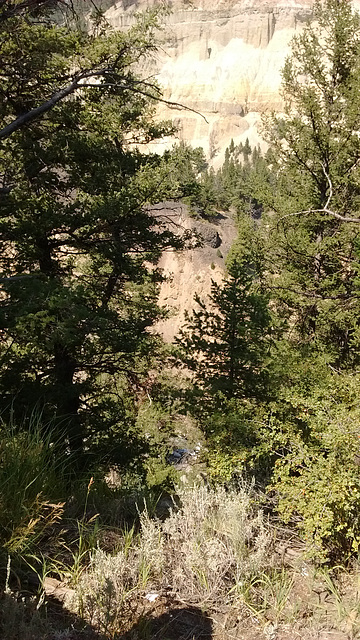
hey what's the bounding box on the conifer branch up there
[279,166,360,224]
[269,283,357,300]
[0,0,76,22]
[0,67,208,142]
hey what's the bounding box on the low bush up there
[69,484,273,635]
[270,374,360,560]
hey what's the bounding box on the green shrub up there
[190,364,360,561]
[263,373,360,560]
[269,380,360,559]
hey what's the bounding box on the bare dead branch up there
[278,163,360,224]
[279,207,360,225]
[0,75,83,140]
[0,70,208,141]
[322,162,333,210]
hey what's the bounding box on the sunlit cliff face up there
[75,0,360,161]
[85,0,310,338]
[99,0,313,163]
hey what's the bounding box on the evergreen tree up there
[263,0,360,366]
[0,0,65,23]
[252,0,360,553]
[242,137,251,163]
[214,140,271,217]
[163,141,208,196]
[177,228,271,402]
[0,8,186,465]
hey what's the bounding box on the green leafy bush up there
[270,374,360,560]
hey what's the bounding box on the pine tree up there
[177,230,271,402]
[263,0,360,366]
[0,8,186,464]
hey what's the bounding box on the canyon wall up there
[99,0,315,164]
[78,0,358,338]
[151,203,236,341]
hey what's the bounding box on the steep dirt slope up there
[152,202,236,341]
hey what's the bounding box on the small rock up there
[145,592,159,602]
[43,577,74,603]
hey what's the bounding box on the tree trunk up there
[53,342,83,457]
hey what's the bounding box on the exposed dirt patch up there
[152,201,236,342]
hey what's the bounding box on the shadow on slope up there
[118,605,213,640]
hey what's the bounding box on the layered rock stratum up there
[98,0,315,163]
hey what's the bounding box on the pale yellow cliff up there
[76,0,360,160]
[86,0,313,336]
[75,0,360,339]
[100,0,314,163]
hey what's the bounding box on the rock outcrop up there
[150,202,236,341]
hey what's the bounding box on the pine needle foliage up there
[0,6,188,466]
[263,0,360,366]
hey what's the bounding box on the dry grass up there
[160,483,272,603]
[68,483,273,636]
[66,485,360,639]
[5,484,360,639]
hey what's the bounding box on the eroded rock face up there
[80,0,312,338]
[150,202,236,342]
[97,0,314,162]
[75,1,360,339]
